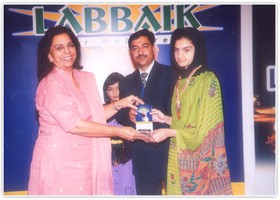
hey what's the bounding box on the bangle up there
[113,101,120,111]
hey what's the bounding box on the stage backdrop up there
[4,4,244,193]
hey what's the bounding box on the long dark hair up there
[170,27,207,77]
[103,72,124,104]
[37,25,83,81]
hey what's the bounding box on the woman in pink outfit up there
[28,26,150,195]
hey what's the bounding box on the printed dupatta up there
[167,71,232,195]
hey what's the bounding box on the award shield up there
[135,104,153,135]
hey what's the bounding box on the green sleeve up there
[172,72,224,151]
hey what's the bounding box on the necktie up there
[141,72,148,87]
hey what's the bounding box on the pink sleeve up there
[41,78,81,133]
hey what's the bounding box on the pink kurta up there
[28,67,113,195]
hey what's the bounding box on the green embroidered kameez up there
[167,71,232,195]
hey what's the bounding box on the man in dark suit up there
[117,29,178,195]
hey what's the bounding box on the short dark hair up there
[37,25,82,81]
[103,72,124,104]
[128,29,155,49]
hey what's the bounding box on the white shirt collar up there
[139,60,155,78]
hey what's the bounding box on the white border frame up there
[241,5,257,195]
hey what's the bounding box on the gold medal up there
[175,101,181,119]
[175,65,202,119]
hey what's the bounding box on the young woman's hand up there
[150,128,176,143]
[150,108,172,125]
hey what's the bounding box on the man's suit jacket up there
[118,61,178,180]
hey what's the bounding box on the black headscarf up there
[170,27,208,78]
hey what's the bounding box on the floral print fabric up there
[167,71,232,195]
